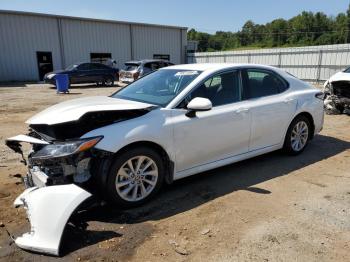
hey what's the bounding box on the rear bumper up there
[119,77,135,83]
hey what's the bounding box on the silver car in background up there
[119,59,173,83]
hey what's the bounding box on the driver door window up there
[186,71,241,107]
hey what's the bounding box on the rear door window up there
[243,69,288,99]
[124,63,139,71]
[89,63,104,70]
[78,63,92,71]
[143,63,153,74]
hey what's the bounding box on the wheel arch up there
[290,111,315,140]
[95,140,174,191]
[296,112,315,139]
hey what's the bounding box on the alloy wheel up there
[115,156,158,202]
[105,78,113,86]
[290,121,309,151]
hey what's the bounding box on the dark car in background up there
[119,59,173,83]
[44,62,119,87]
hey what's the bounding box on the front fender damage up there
[14,184,92,256]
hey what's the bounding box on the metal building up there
[0,10,187,82]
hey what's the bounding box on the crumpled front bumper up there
[14,184,92,256]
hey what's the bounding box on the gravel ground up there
[0,83,349,262]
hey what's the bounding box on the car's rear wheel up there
[106,147,164,208]
[103,77,114,87]
[283,115,311,155]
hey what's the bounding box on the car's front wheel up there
[283,115,311,155]
[106,147,164,208]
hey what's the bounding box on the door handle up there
[235,108,249,114]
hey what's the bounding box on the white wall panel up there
[0,13,61,81]
[132,25,181,64]
[189,44,350,81]
[60,19,131,68]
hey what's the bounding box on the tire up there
[103,76,114,87]
[283,115,311,155]
[106,147,164,208]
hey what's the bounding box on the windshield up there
[123,63,140,71]
[344,67,350,73]
[66,64,78,70]
[112,69,202,106]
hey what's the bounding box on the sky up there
[0,0,349,33]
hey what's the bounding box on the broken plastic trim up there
[14,184,92,256]
[6,134,50,166]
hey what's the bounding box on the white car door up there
[171,70,251,172]
[241,68,297,151]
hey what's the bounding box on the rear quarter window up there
[124,64,139,71]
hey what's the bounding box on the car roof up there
[74,62,105,66]
[125,59,170,65]
[163,63,282,72]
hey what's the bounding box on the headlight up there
[32,136,102,159]
[46,73,55,79]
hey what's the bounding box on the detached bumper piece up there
[14,184,92,256]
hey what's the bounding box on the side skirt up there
[174,144,282,180]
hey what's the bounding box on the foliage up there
[188,5,350,51]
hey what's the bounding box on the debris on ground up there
[174,246,190,256]
[168,239,190,256]
[200,229,210,235]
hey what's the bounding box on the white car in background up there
[6,63,324,255]
[323,67,350,115]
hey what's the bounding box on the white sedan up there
[6,63,324,255]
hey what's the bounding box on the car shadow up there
[66,134,350,252]
[60,224,122,256]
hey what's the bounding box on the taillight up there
[133,72,140,80]
[315,92,325,100]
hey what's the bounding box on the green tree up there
[187,6,350,52]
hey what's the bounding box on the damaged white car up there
[6,63,324,256]
[323,67,350,115]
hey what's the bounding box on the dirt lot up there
[0,83,349,262]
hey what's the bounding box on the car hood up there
[26,96,154,125]
[328,72,350,83]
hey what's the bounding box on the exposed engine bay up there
[324,80,350,115]
[29,109,152,141]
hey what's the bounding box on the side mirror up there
[186,97,212,117]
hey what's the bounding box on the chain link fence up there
[187,44,350,83]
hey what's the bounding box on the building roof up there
[0,9,188,30]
